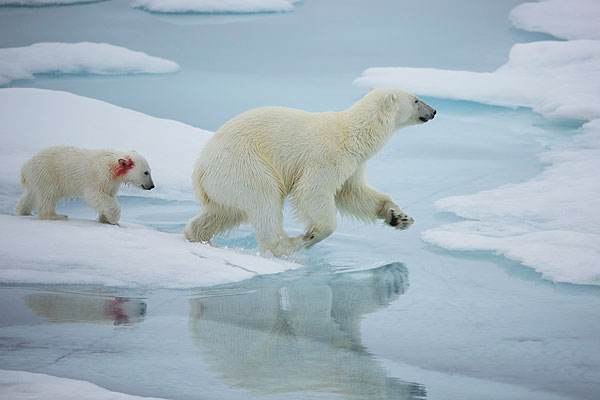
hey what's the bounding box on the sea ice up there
[0,88,209,201]
[0,42,179,86]
[355,39,600,121]
[0,88,300,288]
[131,0,301,14]
[510,0,600,40]
[0,0,104,5]
[354,2,600,285]
[422,119,600,285]
[0,369,167,400]
[0,214,300,288]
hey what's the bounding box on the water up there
[1,1,600,400]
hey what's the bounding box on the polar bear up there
[16,146,154,224]
[185,89,436,256]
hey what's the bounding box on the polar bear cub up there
[16,146,154,224]
[185,89,436,256]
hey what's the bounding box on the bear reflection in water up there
[26,293,147,325]
[189,262,425,400]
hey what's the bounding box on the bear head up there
[378,89,437,128]
[114,151,154,191]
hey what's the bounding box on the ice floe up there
[354,1,600,285]
[131,0,301,14]
[510,0,600,40]
[0,42,179,86]
[0,214,300,288]
[355,39,600,121]
[0,88,301,288]
[0,88,207,200]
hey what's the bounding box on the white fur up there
[185,89,436,256]
[16,146,154,224]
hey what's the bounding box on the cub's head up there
[113,151,154,190]
[375,89,436,128]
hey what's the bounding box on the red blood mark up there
[112,157,135,178]
[106,298,129,325]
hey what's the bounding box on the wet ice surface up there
[1,0,600,399]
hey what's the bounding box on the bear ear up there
[386,93,397,107]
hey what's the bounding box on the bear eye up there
[144,171,149,176]
[414,99,419,104]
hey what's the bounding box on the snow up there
[0,0,103,5]
[355,39,600,121]
[0,214,300,288]
[0,42,179,86]
[131,0,301,14]
[0,88,207,200]
[510,0,600,40]
[0,369,167,400]
[354,2,600,285]
[0,88,300,288]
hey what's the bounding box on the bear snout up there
[417,101,436,123]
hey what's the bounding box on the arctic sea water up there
[0,1,599,400]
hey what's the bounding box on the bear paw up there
[98,214,119,225]
[39,213,68,221]
[386,208,414,230]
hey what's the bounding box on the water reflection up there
[189,263,426,399]
[26,293,147,325]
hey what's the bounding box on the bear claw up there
[386,209,414,230]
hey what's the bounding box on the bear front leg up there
[293,191,337,248]
[378,200,414,230]
[85,191,121,225]
[336,166,414,230]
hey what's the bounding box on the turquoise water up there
[1,1,599,399]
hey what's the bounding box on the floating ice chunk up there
[422,119,600,286]
[510,0,600,40]
[356,1,600,285]
[132,0,301,14]
[0,369,167,400]
[0,0,104,5]
[0,88,208,200]
[0,214,300,288]
[355,40,600,121]
[0,42,179,86]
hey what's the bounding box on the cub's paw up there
[98,214,119,225]
[386,208,414,230]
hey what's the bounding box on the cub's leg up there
[85,190,121,225]
[37,189,67,220]
[16,188,36,216]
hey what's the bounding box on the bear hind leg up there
[184,203,244,243]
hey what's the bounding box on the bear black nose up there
[148,184,155,190]
[433,110,437,115]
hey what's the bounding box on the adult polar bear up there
[185,89,436,256]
